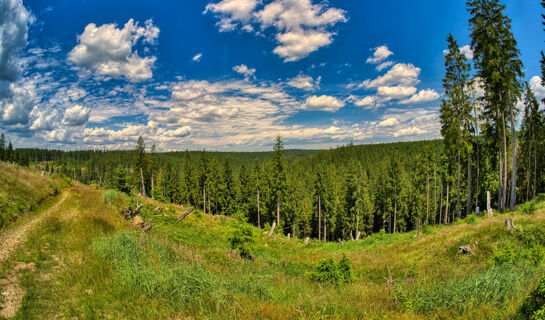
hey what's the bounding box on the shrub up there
[103,190,120,204]
[518,277,545,319]
[538,193,545,202]
[338,255,355,284]
[228,222,255,259]
[519,201,538,215]
[465,213,477,224]
[310,258,341,285]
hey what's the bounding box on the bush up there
[519,201,538,215]
[310,258,341,285]
[103,190,120,204]
[465,214,477,224]
[228,222,255,259]
[338,255,355,284]
[518,277,545,319]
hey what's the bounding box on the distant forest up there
[2,0,545,241]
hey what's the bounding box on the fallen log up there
[176,206,195,221]
[268,222,277,237]
[458,244,475,256]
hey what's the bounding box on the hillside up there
[1,163,544,319]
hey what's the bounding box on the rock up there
[133,215,144,226]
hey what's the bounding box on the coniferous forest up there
[1,0,545,242]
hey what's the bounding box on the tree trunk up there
[434,168,437,226]
[499,147,504,210]
[257,186,261,228]
[426,172,430,225]
[502,113,508,210]
[323,214,327,242]
[276,196,280,226]
[393,198,397,234]
[140,167,146,196]
[466,150,472,216]
[509,98,517,210]
[318,194,321,241]
[533,136,537,199]
[203,187,206,214]
[445,182,450,224]
[151,172,155,199]
[439,180,443,225]
[456,150,461,220]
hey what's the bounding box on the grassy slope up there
[0,162,63,229]
[1,180,544,319]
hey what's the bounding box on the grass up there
[1,171,545,319]
[0,162,63,229]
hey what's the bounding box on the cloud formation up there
[286,73,320,90]
[205,0,347,62]
[0,0,32,82]
[366,45,393,64]
[233,64,256,77]
[302,94,344,112]
[68,19,159,82]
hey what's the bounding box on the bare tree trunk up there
[356,213,359,237]
[276,196,280,226]
[445,182,450,224]
[318,194,321,240]
[466,151,472,216]
[456,150,461,220]
[207,186,210,215]
[533,136,537,199]
[203,187,206,214]
[509,98,517,209]
[503,113,508,210]
[426,172,430,224]
[434,167,437,226]
[323,214,327,242]
[151,172,155,199]
[439,180,443,225]
[257,185,261,228]
[393,198,397,234]
[499,147,503,210]
[140,167,146,196]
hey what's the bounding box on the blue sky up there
[0,0,543,151]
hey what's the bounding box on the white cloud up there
[286,73,320,90]
[302,95,344,112]
[205,0,347,62]
[353,96,377,108]
[63,104,90,126]
[394,126,426,137]
[378,117,399,127]
[0,0,32,82]
[398,89,440,105]
[460,45,473,60]
[0,81,36,124]
[366,45,393,64]
[192,53,202,62]
[530,76,545,101]
[233,64,256,77]
[162,126,192,138]
[376,61,393,72]
[68,19,159,82]
[204,0,259,31]
[377,85,417,99]
[360,63,421,89]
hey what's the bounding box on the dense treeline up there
[0,133,29,166]
[2,0,545,242]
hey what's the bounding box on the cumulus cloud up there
[192,53,202,62]
[286,73,320,90]
[302,95,344,112]
[394,126,426,137]
[376,61,393,72]
[68,19,159,82]
[63,104,90,126]
[0,82,36,124]
[398,89,440,105]
[378,117,399,127]
[530,76,545,101]
[360,63,421,89]
[366,45,393,64]
[353,96,377,108]
[233,64,256,77]
[0,0,32,82]
[377,85,417,100]
[443,44,473,60]
[205,0,347,62]
[162,126,191,137]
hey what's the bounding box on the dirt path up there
[0,191,68,263]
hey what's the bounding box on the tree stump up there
[505,218,516,230]
[458,244,475,256]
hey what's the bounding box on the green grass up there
[2,177,545,319]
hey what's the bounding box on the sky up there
[0,0,544,151]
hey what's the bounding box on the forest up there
[2,0,545,243]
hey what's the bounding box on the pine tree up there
[134,136,148,196]
[271,136,286,227]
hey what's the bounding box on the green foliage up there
[465,213,477,224]
[310,258,341,285]
[518,277,545,319]
[338,254,355,284]
[519,201,538,215]
[228,222,255,259]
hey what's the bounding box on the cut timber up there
[505,218,516,230]
[121,203,144,219]
[458,244,475,256]
[268,222,277,237]
[176,206,195,221]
